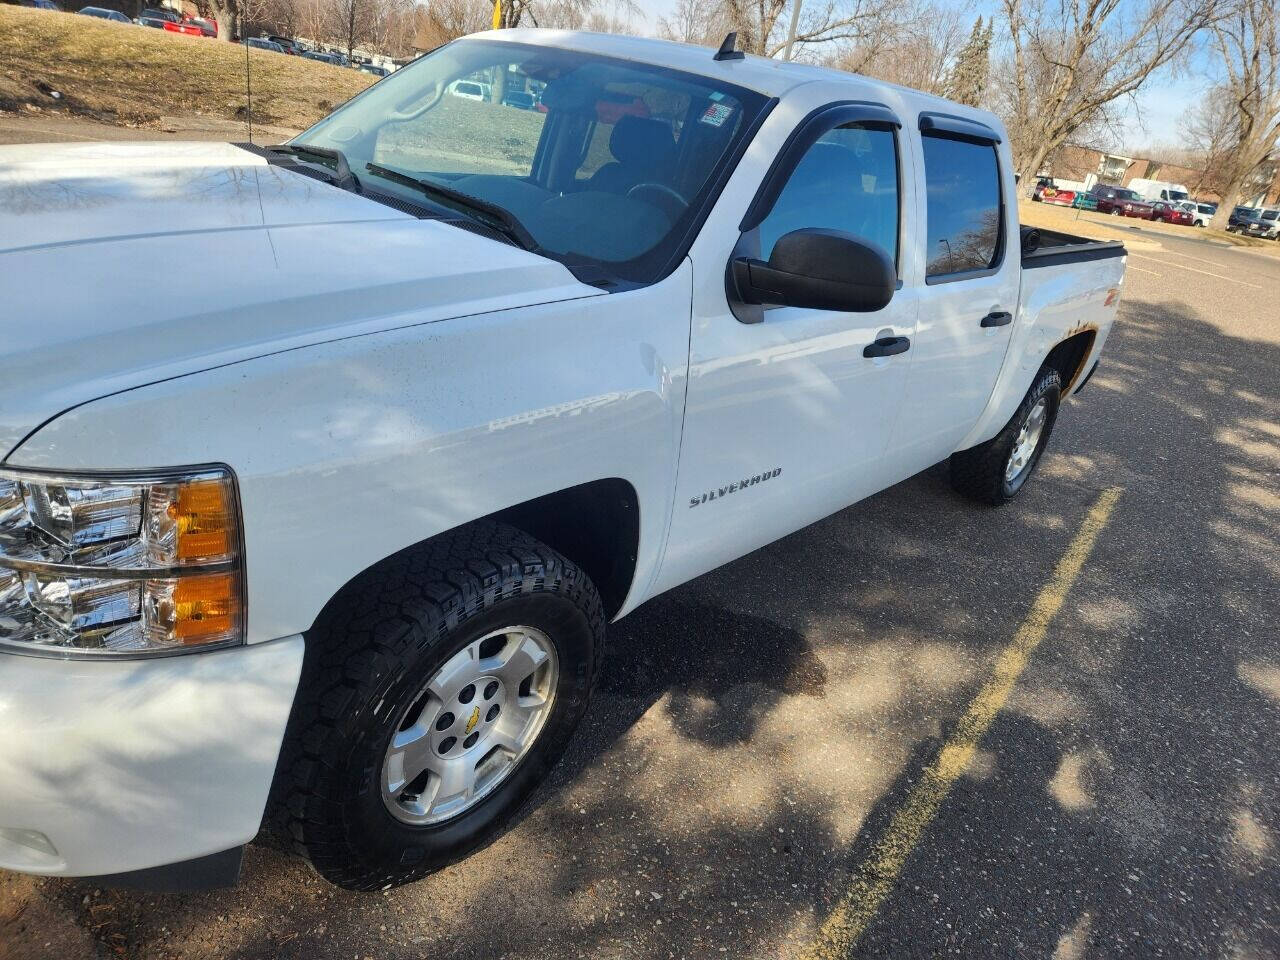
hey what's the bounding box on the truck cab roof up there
[477,29,1008,135]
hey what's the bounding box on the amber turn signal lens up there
[172,572,240,644]
[169,479,234,561]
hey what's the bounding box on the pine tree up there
[943,17,992,108]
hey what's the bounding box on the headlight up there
[0,466,243,656]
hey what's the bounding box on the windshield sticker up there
[700,103,735,127]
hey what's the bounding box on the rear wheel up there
[950,366,1062,506]
[270,521,605,890]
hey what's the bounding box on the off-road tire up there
[950,365,1062,506]
[268,521,605,890]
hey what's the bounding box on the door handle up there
[863,336,910,358]
[981,311,1013,327]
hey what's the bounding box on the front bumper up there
[0,637,303,880]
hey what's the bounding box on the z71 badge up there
[690,468,782,507]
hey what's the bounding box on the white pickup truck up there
[0,29,1125,892]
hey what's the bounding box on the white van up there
[1128,178,1190,203]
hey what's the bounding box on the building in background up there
[1042,145,1280,206]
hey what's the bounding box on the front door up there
[651,89,921,595]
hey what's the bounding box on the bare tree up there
[414,0,492,49]
[657,0,733,45]
[827,0,969,96]
[997,0,1219,193]
[333,0,362,59]
[361,0,416,56]
[1205,0,1279,226]
[721,0,907,59]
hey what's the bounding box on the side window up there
[922,135,1002,279]
[758,124,900,268]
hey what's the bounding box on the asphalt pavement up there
[1,185,1277,960]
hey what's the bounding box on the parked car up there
[78,5,131,21]
[243,36,285,52]
[137,6,178,28]
[1030,176,1055,201]
[1127,178,1190,204]
[267,35,305,54]
[184,16,215,36]
[449,79,487,100]
[1148,200,1194,225]
[0,29,1125,894]
[502,90,537,109]
[1257,207,1279,238]
[1179,200,1215,227]
[1089,184,1153,218]
[164,18,203,34]
[359,64,390,78]
[1039,186,1077,206]
[1071,191,1099,211]
[1227,206,1272,236]
[303,50,348,66]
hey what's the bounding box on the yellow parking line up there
[800,486,1123,960]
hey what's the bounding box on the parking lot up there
[1,149,1277,958]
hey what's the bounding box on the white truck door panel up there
[650,83,921,596]
[893,121,1020,473]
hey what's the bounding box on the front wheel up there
[950,366,1062,506]
[270,522,605,890]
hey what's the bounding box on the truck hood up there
[0,141,601,460]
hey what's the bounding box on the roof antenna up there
[714,32,745,61]
[244,31,254,144]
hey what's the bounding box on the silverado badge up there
[465,706,480,735]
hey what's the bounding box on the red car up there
[1039,186,1077,207]
[1088,184,1154,219]
[164,19,205,35]
[1148,201,1194,225]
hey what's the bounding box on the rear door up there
[891,114,1019,475]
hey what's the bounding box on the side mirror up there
[729,228,895,315]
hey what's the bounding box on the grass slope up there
[0,5,373,130]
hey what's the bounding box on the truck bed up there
[1020,225,1126,269]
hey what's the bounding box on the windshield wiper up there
[365,162,539,252]
[268,142,361,193]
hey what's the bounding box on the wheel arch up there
[1041,328,1097,394]
[309,478,641,633]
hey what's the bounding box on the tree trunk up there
[1016,141,1054,198]
[346,0,357,60]
[208,0,237,40]
[1209,183,1243,231]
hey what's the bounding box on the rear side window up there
[758,124,900,267]
[922,135,1001,279]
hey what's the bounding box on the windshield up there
[1115,189,1139,200]
[1262,210,1279,221]
[1167,190,1188,201]
[296,39,770,284]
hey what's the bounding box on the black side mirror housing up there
[729,228,896,317]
